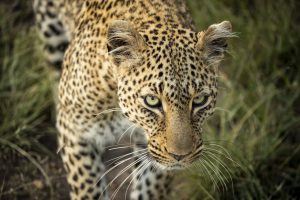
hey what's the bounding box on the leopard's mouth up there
[149,158,185,170]
[151,158,196,170]
[145,140,204,170]
[147,150,201,170]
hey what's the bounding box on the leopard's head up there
[107,20,234,169]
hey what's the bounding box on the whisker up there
[152,163,159,172]
[204,148,241,196]
[112,160,151,200]
[203,147,241,168]
[195,162,213,186]
[149,160,159,172]
[202,157,226,191]
[197,161,219,191]
[204,151,234,192]
[204,151,233,180]
[95,152,146,188]
[202,154,228,191]
[203,139,234,145]
[204,143,232,157]
[56,144,65,154]
[117,124,136,144]
[129,126,137,144]
[203,146,233,162]
[105,144,134,149]
[107,146,135,151]
[187,146,204,162]
[125,159,151,199]
[105,149,147,166]
[92,108,122,118]
[213,107,231,113]
[105,142,147,150]
[99,155,148,199]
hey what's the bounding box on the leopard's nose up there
[168,152,189,161]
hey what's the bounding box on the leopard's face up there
[108,20,233,170]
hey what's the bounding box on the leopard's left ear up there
[107,20,147,65]
[196,21,235,64]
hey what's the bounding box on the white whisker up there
[129,126,137,144]
[214,107,231,113]
[117,124,136,144]
[92,108,122,118]
[105,143,136,149]
[107,146,134,151]
[56,144,65,154]
[112,160,150,200]
[99,154,148,199]
[95,152,146,188]
[204,143,232,157]
[204,151,235,193]
[127,159,151,199]
[105,149,147,167]
[203,147,241,168]
[202,154,228,191]
[205,151,233,181]
[197,161,219,191]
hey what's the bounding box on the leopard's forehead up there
[121,28,217,108]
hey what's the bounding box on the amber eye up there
[143,95,161,108]
[192,94,209,108]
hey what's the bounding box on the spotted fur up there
[34,0,234,199]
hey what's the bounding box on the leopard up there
[34,0,234,199]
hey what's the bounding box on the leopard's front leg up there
[57,107,124,200]
[58,134,108,200]
[130,158,173,200]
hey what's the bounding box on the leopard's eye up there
[192,94,209,109]
[144,95,161,108]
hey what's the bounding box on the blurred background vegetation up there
[0,0,299,199]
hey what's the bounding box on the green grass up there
[178,0,300,199]
[0,0,299,199]
[0,1,56,152]
[0,2,59,198]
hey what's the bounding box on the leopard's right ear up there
[196,21,236,65]
[107,20,147,65]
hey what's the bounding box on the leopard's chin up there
[151,159,189,170]
[147,151,200,170]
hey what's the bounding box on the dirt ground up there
[0,141,135,200]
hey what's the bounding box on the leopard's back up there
[33,0,82,68]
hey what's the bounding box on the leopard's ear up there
[196,21,235,65]
[107,20,146,65]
